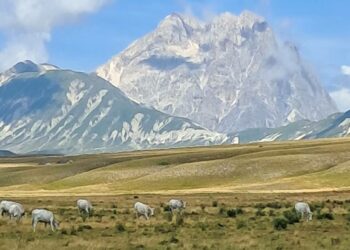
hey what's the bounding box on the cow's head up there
[53,220,60,229]
[150,208,155,216]
[308,212,313,221]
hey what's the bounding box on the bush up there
[158,161,170,166]
[115,223,126,232]
[317,212,334,220]
[212,201,218,207]
[266,202,282,209]
[283,210,300,224]
[255,209,266,217]
[254,203,266,209]
[227,209,237,218]
[78,224,92,232]
[273,218,288,230]
[268,210,275,217]
[219,207,226,215]
[61,228,68,235]
[163,204,171,212]
[200,204,206,211]
[236,208,244,215]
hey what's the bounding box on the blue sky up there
[0,0,349,108]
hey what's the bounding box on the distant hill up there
[233,110,350,143]
[0,150,15,157]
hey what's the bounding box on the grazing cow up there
[134,202,154,220]
[0,201,23,218]
[295,202,312,221]
[168,199,186,213]
[32,209,59,232]
[77,199,93,216]
[8,204,25,222]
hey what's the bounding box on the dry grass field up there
[1,138,350,249]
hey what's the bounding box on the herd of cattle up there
[0,198,312,232]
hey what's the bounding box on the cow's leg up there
[145,213,149,220]
[50,219,55,232]
[32,219,37,232]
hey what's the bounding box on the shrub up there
[115,223,126,233]
[266,202,282,209]
[283,210,300,224]
[268,210,275,217]
[133,195,139,199]
[255,209,266,217]
[227,209,237,218]
[169,235,179,244]
[61,228,68,235]
[78,224,92,232]
[200,204,206,211]
[317,212,334,220]
[163,204,171,212]
[219,207,226,215]
[158,161,170,166]
[212,201,218,207]
[273,218,288,230]
[254,203,266,209]
[236,208,244,215]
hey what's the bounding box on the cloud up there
[330,88,350,111]
[341,65,350,76]
[0,0,109,71]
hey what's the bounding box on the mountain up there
[233,110,350,143]
[0,60,59,86]
[0,150,16,157]
[97,11,337,133]
[0,61,228,154]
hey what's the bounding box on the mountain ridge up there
[0,61,228,154]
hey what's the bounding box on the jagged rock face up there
[97,11,337,133]
[0,62,227,154]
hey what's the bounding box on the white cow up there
[77,199,93,216]
[295,202,313,221]
[0,201,23,218]
[134,202,154,220]
[32,209,59,232]
[8,204,25,222]
[168,199,186,213]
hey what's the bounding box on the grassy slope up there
[1,138,350,195]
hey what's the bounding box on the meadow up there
[1,193,350,249]
[1,138,350,249]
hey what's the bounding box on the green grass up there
[0,194,350,249]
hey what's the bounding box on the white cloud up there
[341,65,350,76]
[330,88,350,111]
[0,0,109,71]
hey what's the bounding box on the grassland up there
[1,137,350,195]
[1,193,350,249]
[1,138,350,249]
